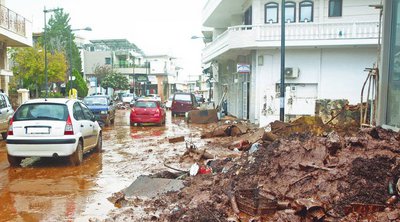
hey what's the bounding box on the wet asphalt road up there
[0,109,205,221]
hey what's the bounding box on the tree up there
[39,9,82,75]
[101,73,129,94]
[11,45,67,97]
[66,69,88,98]
[94,65,113,86]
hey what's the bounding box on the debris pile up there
[153,124,400,221]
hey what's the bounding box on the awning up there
[148,75,158,84]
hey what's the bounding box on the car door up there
[0,94,12,132]
[80,102,99,147]
[73,102,92,149]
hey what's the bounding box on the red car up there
[130,99,166,126]
[171,92,198,116]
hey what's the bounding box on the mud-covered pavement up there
[0,109,217,221]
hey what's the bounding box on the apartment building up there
[83,39,146,95]
[202,0,380,126]
[145,55,178,101]
[378,0,400,130]
[0,0,32,94]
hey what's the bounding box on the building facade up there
[0,0,32,94]
[83,39,146,95]
[202,0,380,126]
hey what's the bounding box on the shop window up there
[299,1,313,22]
[265,2,278,23]
[329,0,342,17]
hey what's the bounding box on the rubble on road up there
[107,109,400,221]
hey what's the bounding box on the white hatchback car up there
[6,98,102,167]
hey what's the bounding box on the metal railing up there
[0,5,27,37]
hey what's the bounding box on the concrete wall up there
[253,47,377,126]
[83,51,112,74]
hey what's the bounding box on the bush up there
[66,70,88,98]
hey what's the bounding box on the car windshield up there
[84,97,108,105]
[134,101,157,108]
[122,94,133,98]
[174,94,191,102]
[14,103,68,121]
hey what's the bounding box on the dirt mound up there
[153,126,400,221]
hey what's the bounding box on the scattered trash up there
[187,109,219,124]
[190,163,200,176]
[198,165,212,174]
[386,195,398,205]
[168,136,185,143]
[229,139,250,151]
[234,188,278,216]
[248,143,260,154]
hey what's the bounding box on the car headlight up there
[100,110,107,114]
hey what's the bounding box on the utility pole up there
[280,0,286,121]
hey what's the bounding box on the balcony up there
[202,21,380,63]
[0,5,32,47]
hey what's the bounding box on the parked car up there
[165,95,174,110]
[171,92,198,116]
[121,93,136,103]
[83,95,115,126]
[130,98,166,126]
[0,93,14,140]
[6,98,102,167]
[147,94,161,102]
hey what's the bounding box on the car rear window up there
[14,103,68,121]
[174,94,191,102]
[134,101,157,108]
[84,97,108,105]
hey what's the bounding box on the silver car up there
[0,93,14,140]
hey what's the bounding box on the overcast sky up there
[7,0,206,78]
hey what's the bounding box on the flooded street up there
[0,109,206,221]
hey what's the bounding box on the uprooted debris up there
[143,125,400,221]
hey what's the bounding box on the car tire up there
[94,133,102,153]
[1,132,7,140]
[69,141,83,166]
[7,154,23,167]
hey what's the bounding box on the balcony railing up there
[203,21,380,61]
[0,5,27,37]
[113,64,149,69]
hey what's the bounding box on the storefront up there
[379,0,400,130]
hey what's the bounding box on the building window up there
[285,1,296,23]
[105,57,111,65]
[329,0,342,17]
[299,1,313,22]
[244,6,252,25]
[265,2,278,24]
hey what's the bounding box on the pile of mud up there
[153,126,400,221]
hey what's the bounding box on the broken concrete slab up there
[123,175,185,199]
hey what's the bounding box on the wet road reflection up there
[0,110,205,221]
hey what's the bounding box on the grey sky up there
[7,0,205,77]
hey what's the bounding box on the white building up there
[202,0,380,126]
[0,0,32,94]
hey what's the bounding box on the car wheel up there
[1,132,7,140]
[7,154,23,167]
[94,133,102,153]
[69,141,83,166]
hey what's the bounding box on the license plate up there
[27,127,50,134]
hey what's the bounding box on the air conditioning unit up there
[285,67,300,79]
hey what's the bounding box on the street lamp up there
[44,6,62,98]
[68,27,92,97]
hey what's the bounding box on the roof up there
[24,98,76,104]
[87,39,144,55]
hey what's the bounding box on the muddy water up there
[0,110,206,221]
